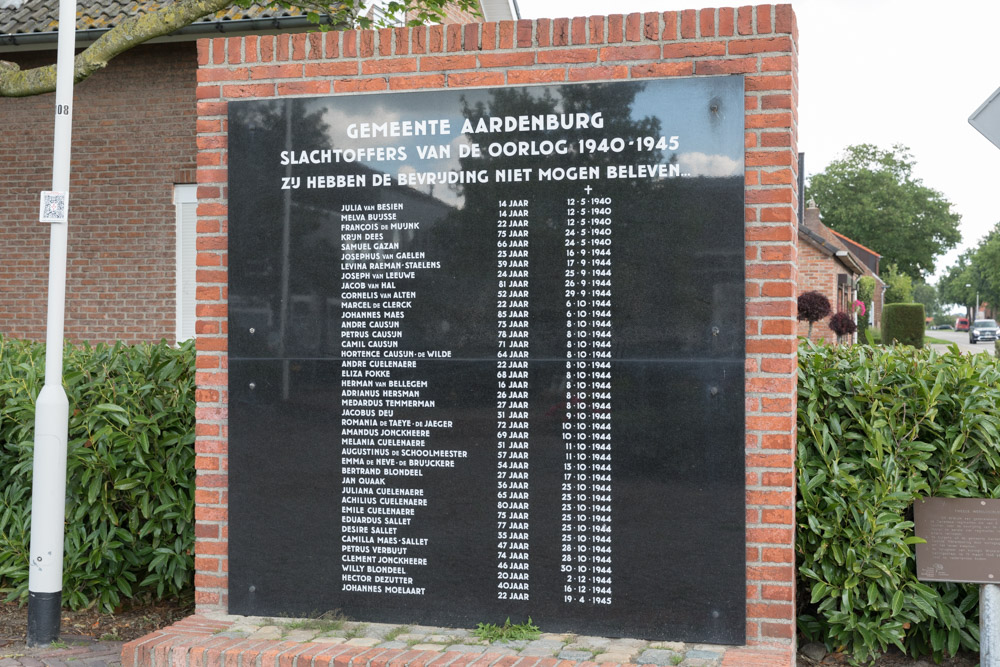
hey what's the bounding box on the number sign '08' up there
[226,76,747,644]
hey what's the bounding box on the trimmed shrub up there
[829,312,857,341]
[882,303,926,348]
[798,342,1000,662]
[0,336,195,610]
[798,291,832,337]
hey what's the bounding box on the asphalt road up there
[925,328,998,356]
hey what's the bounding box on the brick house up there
[797,202,883,344]
[0,0,495,344]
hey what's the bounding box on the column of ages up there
[338,200,464,598]
[560,189,613,606]
[495,198,531,602]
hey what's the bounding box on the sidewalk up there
[0,615,794,667]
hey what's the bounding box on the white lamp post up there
[27,0,75,646]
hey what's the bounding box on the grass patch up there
[473,617,541,643]
[383,626,409,642]
[343,623,368,640]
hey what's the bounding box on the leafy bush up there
[0,336,195,611]
[798,341,1000,662]
[882,303,925,348]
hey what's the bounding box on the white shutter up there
[174,185,198,342]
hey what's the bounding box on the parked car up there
[955,317,970,331]
[969,319,999,344]
[930,324,954,330]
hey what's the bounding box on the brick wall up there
[0,43,198,344]
[194,5,799,649]
[796,241,842,344]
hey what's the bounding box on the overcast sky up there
[517,0,1000,283]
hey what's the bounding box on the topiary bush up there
[829,311,857,342]
[0,336,195,611]
[799,291,832,337]
[798,341,1000,663]
[882,303,926,348]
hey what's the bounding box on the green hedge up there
[797,341,1000,662]
[882,303,926,348]
[0,336,195,610]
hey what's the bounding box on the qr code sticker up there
[40,191,68,223]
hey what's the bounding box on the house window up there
[174,184,197,342]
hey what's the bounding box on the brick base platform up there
[121,616,795,667]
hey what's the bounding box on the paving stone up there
[378,641,409,649]
[648,642,684,651]
[310,637,347,644]
[607,638,648,648]
[557,649,594,661]
[568,636,611,650]
[690,645,724,656]
[345,637,381,647]
[678,659,713,667]
[685,649,722,660]
[540,633,573,642]
[283,630,318,642]
[249,626,284,640]
[424,634,458,643]
[393,633,429,642]
[593,652,636,664]
[409,644,446,652]
[636,649,681,665]
[446,644,487,654]
[491,639,528,650]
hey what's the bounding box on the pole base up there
[26,591,61,647]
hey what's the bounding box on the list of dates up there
[228,78,748,643]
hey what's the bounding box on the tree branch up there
[0,0,232,97]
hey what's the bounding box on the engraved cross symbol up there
[584,185,592,194]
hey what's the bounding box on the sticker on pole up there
[39,191,68,223]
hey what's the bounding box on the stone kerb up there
[192,4,799,654]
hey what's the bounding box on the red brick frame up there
[193,4,799,649]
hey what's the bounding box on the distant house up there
[0,0,493,344]
[797,203,884,344]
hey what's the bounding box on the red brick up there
[568,65,629,82]
[600,45,659,61]
[746,338,796,355]
[508,69,566,84]
[747,377,794,394]
[498,21,514,49]
[538,49,598,64]
[696,58,756,75]
[536,19,550,47]
[607,14,623,43]
[746,74,793,91]
[760,206,795,221]
[762,547,795,563]
[762,55,794,72]
[464,23,480,51]
[362,58,418,74]
[291,33,307,60]
[762,94,793,110]
[277,81,330,95]
[762,433,795,449]
[738,5,753,35]
[449,71,504,87]
[197,67,249,82]
[760,281,793,297]
[552,18,569,46]
[342,30,358,58]
[221,83,274,98]
[307,32,323,59]
[761,622,795,639]
[699,8,715,37]
[762,471,794,486]
[761,508,793,525]
[479,52,535,68]
[661,42,725,58]
[517,19,533,47]
[631,62,693,78]
[729,36,792,54]
[719,7,735,36]
[421,54,476,70]
[412,26,427,54]
[447,23,462,51]
[747,452,792,469]
[643,12,659,40]
[625,12,642,41]
[333,78,387,92]
[661,11,677,40]
[746,112,794,129]
[680,9,696,38]
[360,30,374,58]
[389,74,445,90]
[760,166,793,182]
[762,585,794,602]
[589,15,604,44]
[775,4,796,35]
[275,35,290,61]
[394,27,409,55]
[756,3,774,34]
[304,62,358,77]
[379,28,393,57]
